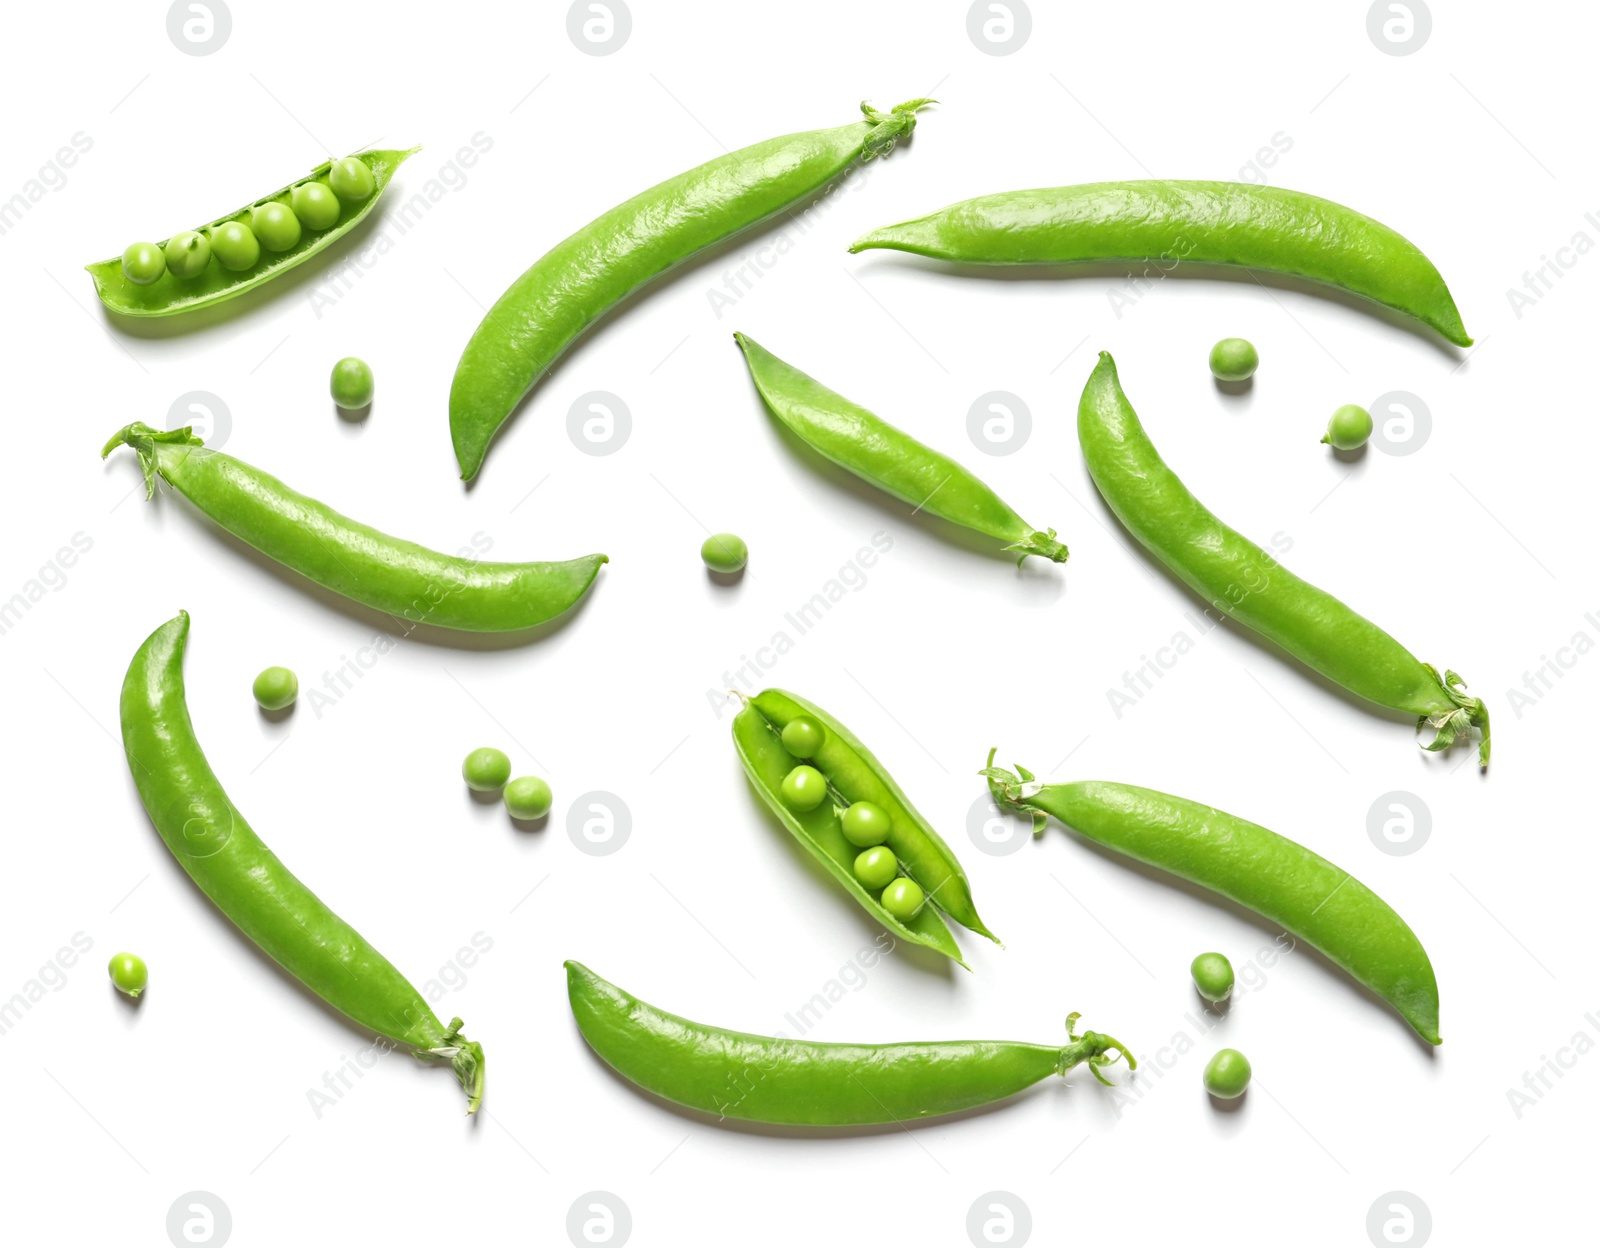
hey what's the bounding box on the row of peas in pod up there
[775,716,926,921]
[118,156,378,286]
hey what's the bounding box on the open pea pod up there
[85,147,418,317]
[733,688,998,967]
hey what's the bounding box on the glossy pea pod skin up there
[121,612,484,1109]
[85,148,417,318]
[983,759,1440,1044]
[851,181,1471,346]
[103,424,606,633]
[1079,353,1489,765]
[450,100,932,480]
[733,689,998,966]
[567,961,1130,1125]
[733,333,1068,564]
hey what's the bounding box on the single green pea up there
[701,533,748,574]
[164,230,211,279]
[329,156,376,202]
[121,242,166,286]
[1209,338,1259,382]
[252,201,303,252]
[780,717,824,758]
[330,357,375,410]
[1203,1048,1252,1099]
[840,801,892,848]
[880,876,925,920]
[780,765,828,812]
[1322,404,1373,450]
[853,845,899,890]
[210,220,260,271]
[462,747,512,792]
[1190,951,1234,1004]
[291,180,341,230]
[108,952,148,998]
[504,775,553,820]
[252,666,298,711]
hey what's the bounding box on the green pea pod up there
[567,961,1131,1125]
[86,148,418,318]
[733,333,1068,565]
[981,753,1441,1045]
[852,181,1471,347]
[450,100,933,481]
[733,688,998,966]
[103,423,606,633]
[1078,353,1488,765]
[121,612,484,1110]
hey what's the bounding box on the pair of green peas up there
[1207,338,1373,450]
[120,156,377,287]
[1190,950,1251,1099]
[775,717,924,921]
[463,748,552,821]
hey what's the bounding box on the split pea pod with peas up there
[732,688,997,967]
[86,148,417,317]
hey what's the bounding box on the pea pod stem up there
[121,612,484,1110]
[981,750,1442,1045]
[567,961,1131,1126]
[103,422,607,634]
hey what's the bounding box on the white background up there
[1,2,1592,1244]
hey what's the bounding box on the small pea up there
[1190,951,1234,1004]
[108,952,148,998]
[504,775,553,820]
[780,717,824,758]
[164,230,211,279]
[121,242,166,286]
[1203,1047,1252,1099]
[462,747,512,792]
[701,533,748,574]
[840,801,892,848]
[880,876,925,921]
[252,201,303,252]
[291,180,341,230]
[252,666,298,711]
[329,156,376,202]
[1322,404,1373,450]
[780,765,828,812]
[853,845,898,890]
[1209,338,1259,382]
[210,220,261,271]
[330,357,375,410]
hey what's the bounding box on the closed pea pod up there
[734,333,1068,564]
[1078,353,1488,764]
[733,689,997,967]
[852,181,1471,346]
[449,100,933,480]
[567,961,1132,1126]
[103,423,606,633]
[85,148,417,318]
[981,753,1441,1043]
[121,612,484,1109]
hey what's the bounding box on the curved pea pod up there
[566,960,1132,1126]
[450,100,932,481]
[733,332,1068,565]
[983,754,1441,1044]
[103,423,606,633]
[852,180,1471,347]
[733,688,998,966]
[85,148,418,318]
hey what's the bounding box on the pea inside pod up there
[85,148,418,318]
[733,688,998,967]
